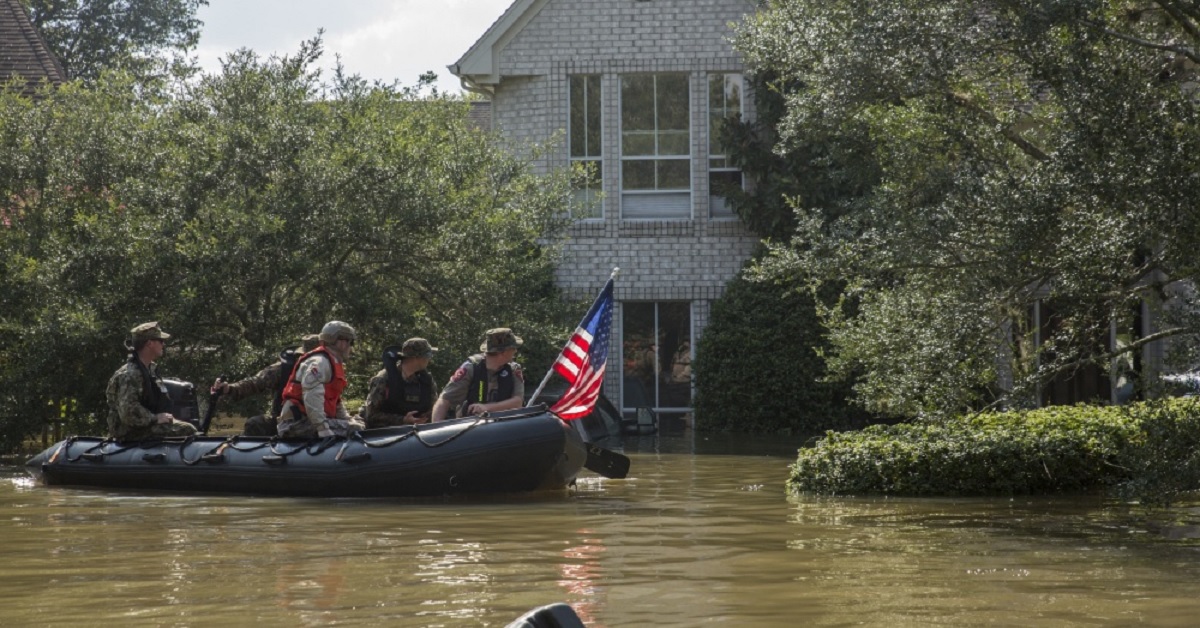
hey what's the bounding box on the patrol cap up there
[481,328,522,353]
[299,334,320,353]
[400,337,437,359]
[130,321,170,342]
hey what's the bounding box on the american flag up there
[549,277,614,419]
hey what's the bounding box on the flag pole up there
[527,267,620,407]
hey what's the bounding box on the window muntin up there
[708,73,744,217]
[620,74,691,218]
[569,75,602,219]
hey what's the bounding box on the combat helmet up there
[319,320,356,345]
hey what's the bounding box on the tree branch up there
[1037,325,1192,384]
[948,92,1049,162]
[1154,1,1200,46]
[1081,19,1200,65]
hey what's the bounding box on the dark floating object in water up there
[506,602,586,628]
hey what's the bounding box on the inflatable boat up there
[24,406,589,498]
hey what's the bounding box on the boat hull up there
[25,410,586,498]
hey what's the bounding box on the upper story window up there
[708,73,743,218]
[620,73,690,219]
[569,75,603,219]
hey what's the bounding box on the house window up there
[708,73,743,218]
[622,301,692,413]
[569,75,603,219]
[620,74,690,218]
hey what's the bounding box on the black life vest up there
[130,356,172,415]
[380,366,435,417]
[461,355,514,416]
[272,348,303,417]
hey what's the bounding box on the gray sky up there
[194,0,515,94]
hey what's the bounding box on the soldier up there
[211,334,320,436]
[363,338,440,428]
[276,320,365,439]
[431,328,525,422]
[105,322,198,440]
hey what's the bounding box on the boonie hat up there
[399,337,437,359]
[481,328,523,353]
[299,333,320,353]
[130,321,170,342]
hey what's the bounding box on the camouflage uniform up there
[226,334,320,437]
[437,329,525,418]
[105,322,198,441]
[230,361,287,437]
[363,338,440,428]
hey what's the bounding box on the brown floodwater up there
[4,433,1200,627]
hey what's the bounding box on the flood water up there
[4,433,1200,627]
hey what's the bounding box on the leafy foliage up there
[24,0,208,80]
[735,0,1200,418]
[790,399,1200,504]
[0,42,574,451]
[694,253,869,434]
[1114,400,1200,507]
[716,70,880,241]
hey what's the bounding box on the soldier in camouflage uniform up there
[276,321,365,439]
[105,322,198,441]
[363,338,440,428]
[211,334,320,436]
[431,328,525,422]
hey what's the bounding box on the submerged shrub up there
[790,399,1200,501]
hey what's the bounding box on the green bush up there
[694,255,870,434]
[790,399,1200,502]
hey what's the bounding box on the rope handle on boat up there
[181,439,232,465]
[411,417,486,448]
[66,438,142,463]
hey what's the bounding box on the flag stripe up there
[548,278,614,420]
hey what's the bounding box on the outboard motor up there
[161,379,201,427]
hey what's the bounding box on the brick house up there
[450,0,761,422]
[0,0,66,96]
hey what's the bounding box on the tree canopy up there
[24,0,208,80]
[735,0,1200,418]
[0,41,575,450]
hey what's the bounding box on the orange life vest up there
[280,348,346,418]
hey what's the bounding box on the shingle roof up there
[0,0,66,96]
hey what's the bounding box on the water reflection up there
[5,434,1200,626]
[558,530,606,626]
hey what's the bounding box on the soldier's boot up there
[243,415,278,437]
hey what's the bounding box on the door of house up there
[621,301,692,423]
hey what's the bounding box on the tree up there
[734,0,1200,418]
[693,252,868,434]
[24,0,208,80]
[0,41,575,451]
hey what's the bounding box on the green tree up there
[735,0,1200,418]
[0,41,574,451]
[24,0,208,80]
[694,252,868,434]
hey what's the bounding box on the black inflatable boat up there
[24,406,588,498]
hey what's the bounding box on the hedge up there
[694,256,869,434]
[789,399,1200,505]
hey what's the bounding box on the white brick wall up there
[482,0,762,409]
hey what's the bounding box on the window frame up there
[568,74,604,220]
[708,73,745,219]
[619,73,693,219]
